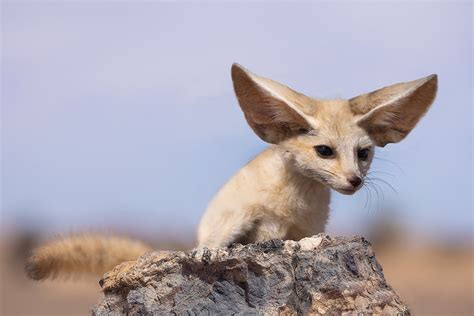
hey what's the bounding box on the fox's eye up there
[298,128,309,134]
[315,145,334,158]
[358,148,370,161]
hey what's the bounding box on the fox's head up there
[231,63,437,195]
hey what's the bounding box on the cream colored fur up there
[26,63,437,280]
[197,64,437,248]
[25,234,152,280]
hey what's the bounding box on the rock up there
[93,234,409,315]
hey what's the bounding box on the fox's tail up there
[25,234,153,280]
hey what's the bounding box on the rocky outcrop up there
[94,234,409,315]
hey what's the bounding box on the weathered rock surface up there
[93,234,409,315]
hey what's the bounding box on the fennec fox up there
[26,64,437,280]
[197,64,437,247]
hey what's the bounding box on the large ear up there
[349,74,438,147]
[231,63,312,144]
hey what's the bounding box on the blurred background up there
[1,2,472,315]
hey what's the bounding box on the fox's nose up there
[348,176,362,188]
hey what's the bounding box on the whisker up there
[373,157,405,174]
[362,184,374,214]
[362,185,370,212]
[374,181,386,202]
[368,170,396,178]
[367,176,398,194]
[365,181,381,211]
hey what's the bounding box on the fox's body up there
[198,65,437,248]
[26,63,438,280]
[198,147,330,247]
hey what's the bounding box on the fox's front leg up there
[198,217,287,248]
[286,213,328,241]
[197,210,260,248]
[253,219,289,243]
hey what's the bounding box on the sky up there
[1,2,472,243]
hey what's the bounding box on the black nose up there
[348,176,362,188]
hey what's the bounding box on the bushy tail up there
[25,234,153,280]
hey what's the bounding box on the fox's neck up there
[262,146,330,196]
[257,146,331,232]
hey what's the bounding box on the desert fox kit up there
[26,64,437,280]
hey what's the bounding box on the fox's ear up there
[231,63,312,144]
[349,74,438,147]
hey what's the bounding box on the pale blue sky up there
[2,2,472,243]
